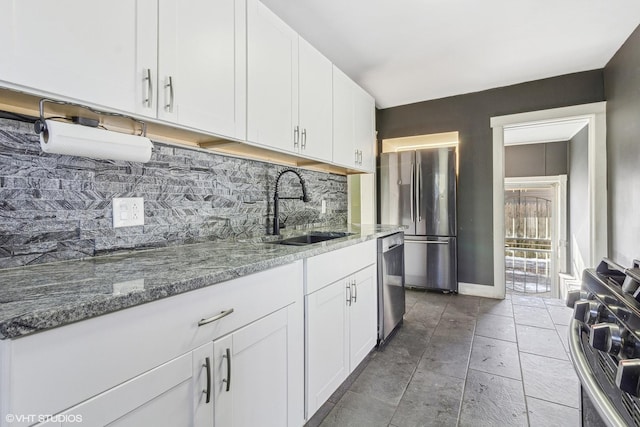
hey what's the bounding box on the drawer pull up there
[222,348,231,392]
[198,308,234,326]
[203,357,211,403]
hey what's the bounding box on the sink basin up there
[269,232,353,246]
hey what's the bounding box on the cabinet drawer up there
[305,240,376,294]
[3,261,303,423]
[59,352,193,427]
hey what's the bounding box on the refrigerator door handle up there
[417,161,422,222]
[410,160,415,223]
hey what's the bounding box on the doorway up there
[504,176,567,298]
[488,102,607,300]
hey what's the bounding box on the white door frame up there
[505,175,567,298]
[487,102,607,299]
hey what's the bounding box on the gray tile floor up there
[311,289,580,427]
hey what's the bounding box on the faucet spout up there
[273,169,310,235]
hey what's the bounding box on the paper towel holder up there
[34,98,148,138]
[34,98,153,163]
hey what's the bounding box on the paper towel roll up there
[39,119,153,163]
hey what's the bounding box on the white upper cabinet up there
[0,0,155,114]
[332,66,376,173]
[0,0,373,171]
[354,85,376,172]
[247,0,333,162]
[154,0,246,139]
[297,38,333,162]
[247,0,299,152]
[332,67,356,169]
[0,0,245,141]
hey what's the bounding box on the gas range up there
[568,258,640,426]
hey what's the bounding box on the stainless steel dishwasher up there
[377,232,405,345]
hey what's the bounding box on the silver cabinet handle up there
[198,308,234,326]
[346,282,352,306]
[165,76,174,112]
[354,149,359,164]
[358,150,363,165]
[222,348,231,392]
[352,280,357,303]
[301,128,307,149]
[293,125,300,148]
[203,357,211,403]
[143,68,152,108]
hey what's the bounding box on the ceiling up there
[260,0,640,109]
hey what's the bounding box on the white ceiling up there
[261,0,640,109]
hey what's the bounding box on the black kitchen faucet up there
[273,169,309,235]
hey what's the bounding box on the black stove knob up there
[566,290,590,308]
[590,323,623,355]
[574,301,601,324]
[622,275,640,295]
[616,359,640,397]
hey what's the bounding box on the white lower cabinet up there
[305,240,377,418]
[306,278,349,413]
[0,262,304,427]
[53,352,195,427]
[347,266,378,369]
[212,307,290,427]
[49,306,295,427]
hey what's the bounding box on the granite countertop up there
[0,224,403,339]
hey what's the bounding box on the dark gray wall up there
[604,24,640,267]
[377,70,604,286]
[505,141,568,178]
[568,126,589,274]
[0,118,347,269]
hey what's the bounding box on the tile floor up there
[309,289,580,427]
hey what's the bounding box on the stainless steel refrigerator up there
[379,147,458,292]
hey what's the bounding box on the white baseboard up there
[458,282,505,300]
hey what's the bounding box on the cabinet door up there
[214,307,290,427]
[57,352,194,427]
[0,0,156,115]
[349,265,378,370]
[298,37,332,162]
[247,0,299,153]
[354,86,376,173]
[306,280,349,416]
[158,0,246,139]
[331,66,356,169]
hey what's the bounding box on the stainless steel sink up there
[268,232,353,246]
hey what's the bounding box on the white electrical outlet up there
[321,199,327,214]
[113,197,145,228]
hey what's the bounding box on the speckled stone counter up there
[0,224,403,339]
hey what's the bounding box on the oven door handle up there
[569,319,627,427]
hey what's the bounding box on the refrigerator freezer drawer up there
[405,237,457,292]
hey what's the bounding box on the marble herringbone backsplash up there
[0,118,347,268]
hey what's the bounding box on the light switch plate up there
[113,197,144,228]
[321,199,327,214]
